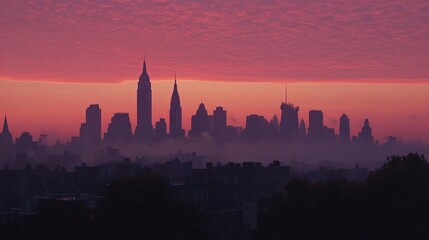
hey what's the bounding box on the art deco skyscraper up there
[0,116,13,146]
[134,59,153,142]
[169,76,185,138]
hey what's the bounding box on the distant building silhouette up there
[308,110,324,140]
[169,77,185,138]
[15,132,37,154]
[134,59,153,142]
[189,103,209,137]
[242,114,271,140]
[104,113,133,144]
[279,102,299,139]
[339,114,350,142]
[80,104,101,144]
[358,119,374,144]
[308,110,336,141]
[0,116,13,147]
[299,118,306,138]
[384,136,397,147]
[270,114,279,132]
[155,118,167,141]
[213,106,227,140]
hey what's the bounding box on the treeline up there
[255,153,429,240]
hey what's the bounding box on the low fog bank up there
[2,136,428,172]
[98,138,429,171]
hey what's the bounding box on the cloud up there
[0,0,428,83]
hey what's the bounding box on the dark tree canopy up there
[256,153,429,240]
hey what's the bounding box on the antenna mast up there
[285,83,288,103]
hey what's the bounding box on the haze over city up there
[1,1,429,239]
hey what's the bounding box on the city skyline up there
[1,1,429,239]
[1,0,428,144]
[0,78,428,144]
[1,60,428,144]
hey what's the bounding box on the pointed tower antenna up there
[285,82,288,103]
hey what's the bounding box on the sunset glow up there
[1,79,428,144]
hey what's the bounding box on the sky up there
[0,0,428,143]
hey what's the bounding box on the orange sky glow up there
[0,79,428,144]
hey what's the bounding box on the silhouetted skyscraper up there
[339,114,350,142]
[213,106,227,140]
[308,110,324,140]
[105,113,133,144]
[358,119,374,144]
[242,114,271,140]
[80,104,101,144]
[135,59,153,142]
[279,102,299,139]
[16,132,37,154]
[86,104,101,142]
[155,118,167,141]
[0,116,13,146]
[299,118,306,137]
[270,115,279,132]
[169,77,185,138]
[189,103,209,137]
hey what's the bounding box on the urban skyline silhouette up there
[1,1,428,239]
[0,59,392,146]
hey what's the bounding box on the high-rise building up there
[0,116,13,147]
[80,104,101,144]
[86,104,101,142]
[358,119,374,144]
[155,118,167,141]
[189,103,209,137]
[104,113,133,144]
[299,118,306,137]
[16,132,36,154]
[279,102,299,139]
[169,77,185,138]
[134,59,153,142]
[339,114,350,142]
[270,114,279,132]
[213,106,227,140]
[0,116,14,161]
[308,110,324,140]
[242,114,271,140]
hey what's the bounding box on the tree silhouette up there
[256,153,429,240]
[367,153,429,239]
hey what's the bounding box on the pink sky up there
[0,0,428,143]
[0,0,428,83]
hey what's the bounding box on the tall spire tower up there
[169,74,185,138]
[0,115,13,146]
[279,84,300,140]
[134,59,153,142]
